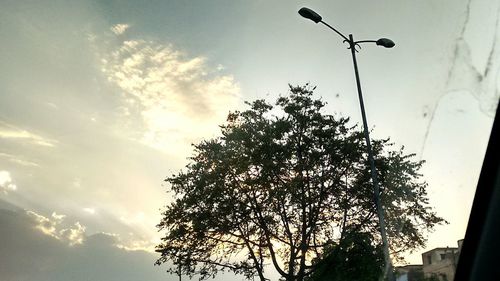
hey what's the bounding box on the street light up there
[298,7,395,281]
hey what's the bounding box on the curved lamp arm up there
[320,21,349,42]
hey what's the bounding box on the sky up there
[0,0,498,280]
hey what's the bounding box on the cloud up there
[0,205,176,281]
[0,170,17,194]
[99,33,241,154]
[111,23,130,35]
[26,211,85,245]
[0,152,39,167]
[0,122,57,147]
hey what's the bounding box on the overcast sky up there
[0,0,498,280]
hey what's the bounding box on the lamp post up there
[298,7,395,281]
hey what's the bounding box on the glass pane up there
[0,1,497,280]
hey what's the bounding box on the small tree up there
[306,231,384,281]
[156,85,445,281]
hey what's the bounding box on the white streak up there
[0,122,57,147]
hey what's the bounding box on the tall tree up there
[156,85,445,281]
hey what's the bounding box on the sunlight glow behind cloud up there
[27,211,86,245]
[23,208,155,252]
[99,31,241,154]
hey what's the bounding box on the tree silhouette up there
[305,231,384,281]
[156,85,445,281]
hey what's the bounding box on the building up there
[421,240,463,281]
[395,264,424,281]
[396,239,464,281]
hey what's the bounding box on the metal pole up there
[178,263,182,281]
[348,34,394,281]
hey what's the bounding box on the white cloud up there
[0,170,17,193]
[24,208,153,251]
[13,205,156,253]
[59,222,86,245]
[0,122,57,147]
[117,238,157,252]
[26,211,86,246]
[99,37,241,155]
[110,23,130,35]
[27,211,63,236]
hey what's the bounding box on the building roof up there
[421,247,459,255]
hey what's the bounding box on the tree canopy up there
[155,85,445,281]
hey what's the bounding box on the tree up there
[306,231,384,281]
[155,85,445,281]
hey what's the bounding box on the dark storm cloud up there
[0,201,174,281]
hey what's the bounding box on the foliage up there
[155,85,446,281]
[305,231,384,281]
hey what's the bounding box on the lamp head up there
[376,38,395,48]
[298,7,322,23]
